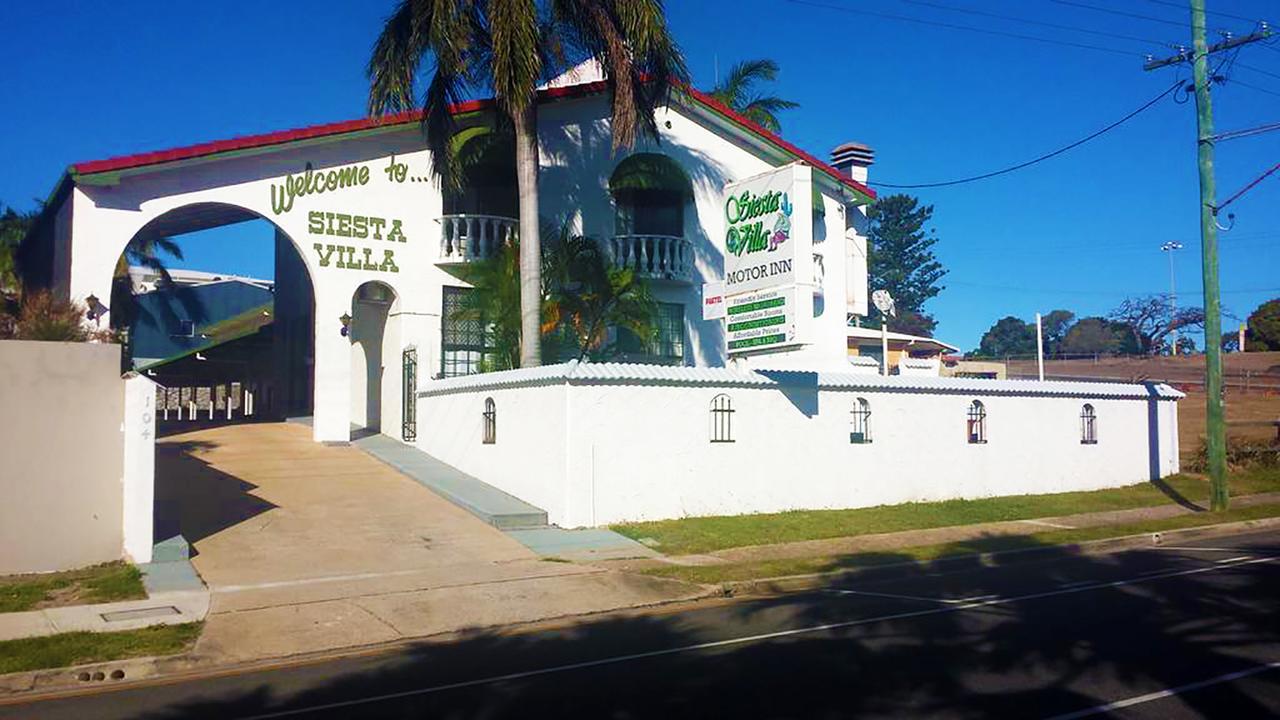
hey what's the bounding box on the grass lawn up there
[642,502,1280,585]
[612,467,1280,556]
[0,623,202,675]
[0,563,146,614]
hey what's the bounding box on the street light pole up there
[1161,241,1183,354]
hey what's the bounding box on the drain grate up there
[100,606,181,622]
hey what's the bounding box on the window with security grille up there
[618,302,684,364]
[967,400,987,444]
[850,397,872,444]
[710,393,734,443]
[483,397,496,444]
[1080,404,1098,444]
[441,286,496,377]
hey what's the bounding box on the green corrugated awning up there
[609,153,693,196]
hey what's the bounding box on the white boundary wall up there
[418,362,1181,528]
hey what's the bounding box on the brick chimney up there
[829,142,875,186]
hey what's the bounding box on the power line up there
[784,0,1142,58]
[1227,77,1280,98]
[1238,62,1280,81]
[1139,0,1270,25]
[1050,0,1198,30]
[1217,160,1280,214]
[1212,120,1280,142]
[897,0,1171,48]
[869,80,1182,189]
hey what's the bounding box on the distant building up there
[129,278,273,369]
[127,265,271,295]
[846,326,959,375]
[941,357,1008,380]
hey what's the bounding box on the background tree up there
[1107,294,1205,355]
[975,316,1036,358]
[867,194,946,334]
[1041,309,1075,356]
[0,203,38,295]
[367,0,686,368]
[1059,316,1137,356]
[887,310,937,338]
[705,58,798,132]
[1245,298,1280,351]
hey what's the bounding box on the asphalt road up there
[3,528,1277,719]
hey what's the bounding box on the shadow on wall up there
[153,438,277,550]
[539,111,731,366]
[131,534,1277,718]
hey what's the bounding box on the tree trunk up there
[513,104,542,368]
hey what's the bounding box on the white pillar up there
[313,296,353,442]
[121,374,156,564]
[1035,312,1045,382]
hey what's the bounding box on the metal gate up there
[402,346,417,442]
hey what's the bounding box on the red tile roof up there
[70,80,874,201]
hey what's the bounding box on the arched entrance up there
[349,280,399,436]
[110,202,317,423]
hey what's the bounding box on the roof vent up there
[830,142,875,172]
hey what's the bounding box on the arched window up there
[1080,403,1097,445]
[710,394,734,443]
[850,397,872,444]
[967,400,987,444]
[482,397,496,444]
[609,153,691,238]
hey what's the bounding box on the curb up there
[2,517,1273,704]
[717,515,1280,597]
[0,580,719,703]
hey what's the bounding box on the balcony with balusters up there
[605,234,694,284]
[437,214,518,265]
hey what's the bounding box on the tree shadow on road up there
[119,534,1277,720]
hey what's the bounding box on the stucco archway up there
[349,280,400,437]
[111,202,317,420]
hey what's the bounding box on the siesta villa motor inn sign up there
[719,163,814,355]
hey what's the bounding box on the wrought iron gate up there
[402,346,417,442]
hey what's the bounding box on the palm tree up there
[541,222,656,361]
[706,59,798,133]
[367,0,686,368]
[456,220,657,369]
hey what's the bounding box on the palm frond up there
[710,58,778,108]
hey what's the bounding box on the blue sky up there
[3,0,1277,351]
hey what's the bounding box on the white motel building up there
[20,64,1181,531]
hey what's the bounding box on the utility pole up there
[1144,4,1271,512]
[1161,241,1183,355]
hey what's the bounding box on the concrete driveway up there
[154,422,702,663]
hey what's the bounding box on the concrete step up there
[150,534,191,564]
[353,434,549,530]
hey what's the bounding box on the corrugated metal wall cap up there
[568,362,774,386]
[420,361,1186,399]
[817,372,1186,399]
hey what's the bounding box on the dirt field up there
[1007,352,1280,391]
[1001,353,1280,465]
[1178,389,1280,465]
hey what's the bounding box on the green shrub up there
[1186,437,1280,473]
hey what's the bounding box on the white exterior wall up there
[419,370,1181,528]
[417,382,569,517]
[536,95,861,369]
[58,129,448,442]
